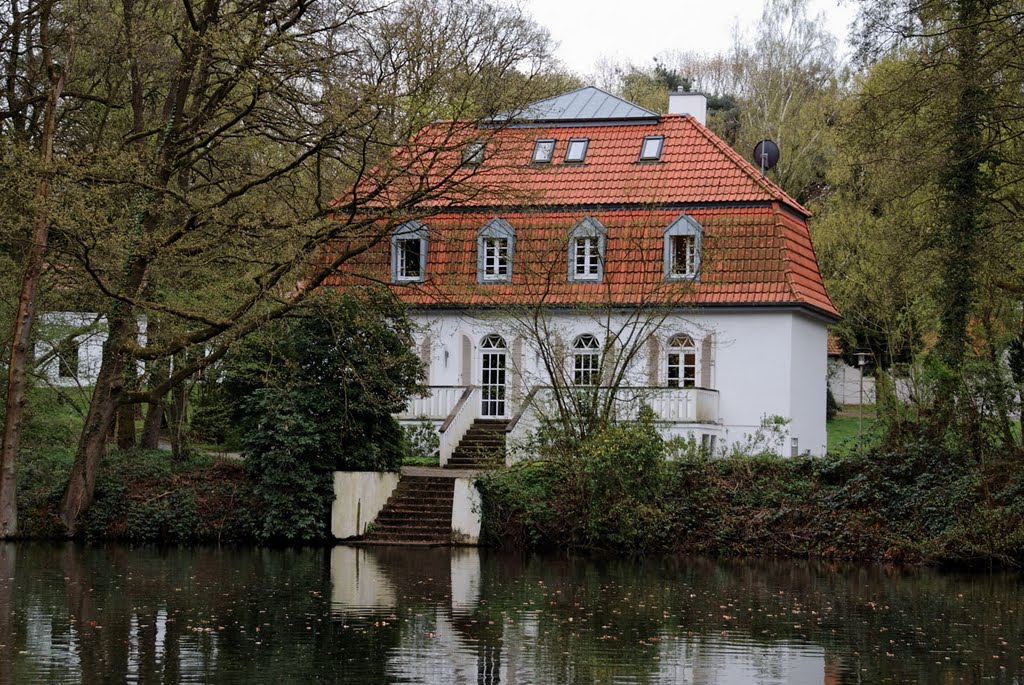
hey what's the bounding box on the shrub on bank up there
[478,416,1024,566]
[18,448,262,542]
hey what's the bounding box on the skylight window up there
[564,138,589,163]
[640,136,664,161]
[532,139,556,163]
[463,140,485,166]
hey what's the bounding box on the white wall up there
[451,478,482,544]
[331,471,401,539]
[409,308,831,456]
[34,312,108,387]
[790,314,828,455]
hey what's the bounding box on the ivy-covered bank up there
[478,414,1024,566]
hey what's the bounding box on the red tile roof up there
[327,113,838,318]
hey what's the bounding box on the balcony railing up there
[398,386,468,421]
[505,385,720,464]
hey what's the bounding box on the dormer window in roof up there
[477,218,515,283]
[390,220,428,283]
[663,214,703,280]
[640,135,664,161]
[463,140,486,166]
[532,139,556,163]
[564,138,589,163]
[567,217,607,283]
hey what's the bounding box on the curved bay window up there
[666,334,697,388]
[573,334,601,386]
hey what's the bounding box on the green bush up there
[480,418,1024,565]
[229,289,422,541]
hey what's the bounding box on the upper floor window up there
[567,216,607,283]
[573,334,601,386]
[640,135,664,161]
[477,218,515,283]
[666,334,696,388]
[663,213,703,280]
[564,138,589,163]
[463,140,486,166]
[390,220,428,283]
[532,139,556,163]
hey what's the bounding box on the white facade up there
[400,307,829,458]
[34,312,108,387]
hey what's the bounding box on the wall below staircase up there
[331,472,401,539]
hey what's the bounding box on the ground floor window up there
[666,334,696,388]
[573,334,601,386]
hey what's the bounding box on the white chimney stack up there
[668,88,707,126]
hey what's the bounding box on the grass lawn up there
[827,414,881,453]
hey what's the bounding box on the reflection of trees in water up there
[3,543,1023,684]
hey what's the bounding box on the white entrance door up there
[480,335,507,417]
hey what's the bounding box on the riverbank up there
[17,447,262,541]
[14,428,1024,566]
[477,423,1024,567]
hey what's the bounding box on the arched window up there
[477,218,515,283]
[480,334,507,417]
[573,334,601,386]
[663,214,703,279]
[567,217,607,283]
[666,334,697,388]
[390,220,428,283]
[481,334,507,350]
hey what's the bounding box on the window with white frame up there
[477,217,515,283]
[390,220,428,283]
[567,216,607,282]
[663,213,703,279]
[573,334,601,386]
[666,334,697,388]
[532,139,556,163]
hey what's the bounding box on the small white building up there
[333,87,840,460]
[34,311,108,387]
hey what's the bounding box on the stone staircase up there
[445,419,509,470]
[361,475,454,544]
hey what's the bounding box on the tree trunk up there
[0,36,74,538]
[166,368,191,460]
[59,334,126,534]
[115,366,138,450]
[140,398,165,450]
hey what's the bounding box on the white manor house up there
[331,87,840,463]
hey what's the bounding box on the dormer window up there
[477,218,515,283]
[463,140,485,166]
[391,220,428,283]
[640,136,664,161]
[663,214,703,280]
[532,139,556,163]
[564,138,589,163]
[567,216,607,282]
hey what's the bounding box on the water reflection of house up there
[329,546,833,685]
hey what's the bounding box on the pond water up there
[0,543,1021,684]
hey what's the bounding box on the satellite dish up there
[752,139,780,175]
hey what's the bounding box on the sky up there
[514,0,859,77]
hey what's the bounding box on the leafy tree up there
[225,288,422,541]
[0,0,560,535]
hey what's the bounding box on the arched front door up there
[480,334,507,417]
